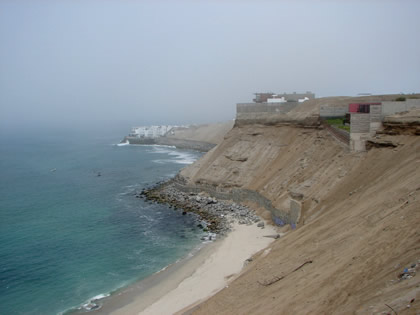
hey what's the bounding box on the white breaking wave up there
[116,141,129,146]
[169,151,197,164]
[152,159,168,164]
[148,146,174,154]
[174,159,195,165]
[79,293,111,312]
[148,146,198,165]
[90,293,110,301]
[143,144,176,149]
[152,158,195,165]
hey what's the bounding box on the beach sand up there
[102,221,278,315]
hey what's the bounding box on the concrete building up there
[253,91,315,103]
[348,103,381,113]
[267,96,286,103]
[349,100,420,151]
[237,91,316,125]
[129,125,175,139]
[253,93,275,103]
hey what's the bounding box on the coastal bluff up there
[174,95,420,314]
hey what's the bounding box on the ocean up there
[0,130,204,315]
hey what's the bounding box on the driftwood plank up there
[257,260,313,287]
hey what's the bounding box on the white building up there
[129,125,175,138]
[267,95,310,104]
[267,96,286,103]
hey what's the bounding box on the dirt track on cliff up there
[180,123,420,314]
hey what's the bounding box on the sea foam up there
[116,141,129,146]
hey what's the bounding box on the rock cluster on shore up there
[136,181,262,235]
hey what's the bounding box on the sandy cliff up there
[157,121,235,151]
[177,99,420,314]
[165,121,235,145]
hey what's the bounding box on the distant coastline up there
[121,136,217,152]
[120,121,234,152]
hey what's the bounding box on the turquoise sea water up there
[0,131,203,315]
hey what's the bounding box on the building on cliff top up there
[253,91,315,103]
[129,125,176,138]
[319,99,420,152]
[236,91,315,121]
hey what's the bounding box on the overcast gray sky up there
[1,0,419,131]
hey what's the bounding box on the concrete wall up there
[235,112,319,127]
[350,133,370,152]
[370,105,382,122]
[350,113,370,133]
[381,99,420,116]
[369,104,382,134]
[235,101,319,126]
[350,113,371,152]
[320,105,347,118]
[289,199,302,224]
[320,119,350,147]
[237,102,298,113]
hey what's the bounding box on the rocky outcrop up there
[123,136,217,152]
[380,108,420,135]
[365,138,398,149]
[138,181,262,234]
[156,137,216,152]
[122,136,155,145]
[381,121,420,135]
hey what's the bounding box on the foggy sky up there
[1,0,419,131]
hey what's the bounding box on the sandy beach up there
[101,221,278,315]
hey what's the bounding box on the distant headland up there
[120,121,234,152]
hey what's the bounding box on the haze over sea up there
[0,128,204,315]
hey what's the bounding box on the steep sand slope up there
[180,124,420,314]
[165,121,234,145]
[181,125,356,222]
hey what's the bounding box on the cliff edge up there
[157,121,234,151]
[177,106,420,313]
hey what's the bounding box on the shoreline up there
[83,238,219,315]
[98,221,278,315]
[78,179,281,315]
[121,136,216,152]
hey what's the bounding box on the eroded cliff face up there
[179,123,420,314]
[381,109,420,136]
[179,124,362,226]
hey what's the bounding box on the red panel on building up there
[348,103,381,113]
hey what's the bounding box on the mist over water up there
[0,132,204,315]
[1,1,419,132]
